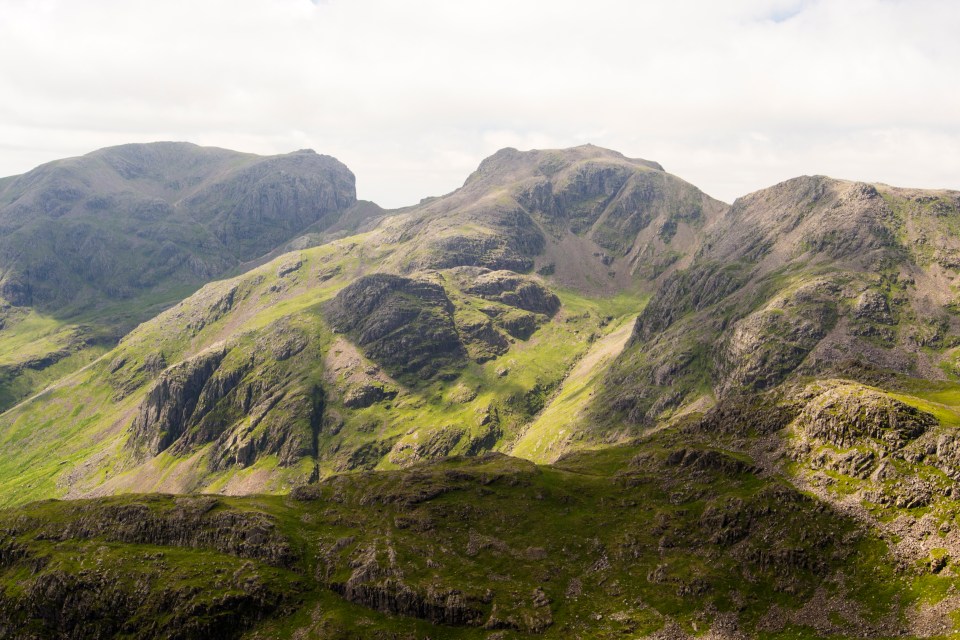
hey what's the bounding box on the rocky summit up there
[1,143,960,638]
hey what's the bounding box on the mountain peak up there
[463,145,665,191]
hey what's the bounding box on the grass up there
[511,313,638,462]
[0,232,649,507]
[0,309,77,367]
[0,433,937,638]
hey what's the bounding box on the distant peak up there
[466,144,664,187]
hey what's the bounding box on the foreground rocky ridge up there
[3,442,954,640]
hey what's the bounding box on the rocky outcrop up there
[184,150,357,262]
[128,347,229,456]
[495,309,540,340]
[418,224,543,273]
[0,493,302,639]
[794,382,935,449]
[517,159,708,258]
[517,161,635,233]
[716,279,840,394]
[463,270,560,316]
[665,448,755,476]
[455,314,509,362]
[126,325,323,471]
[19,496,296,566]
[332,578,486,627]
[0,565,294,640]
[853,290,894,325]
[633,261,750,339]
[325,273,466,378]
[343,383,397,409]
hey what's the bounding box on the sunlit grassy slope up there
[0,225,647,507]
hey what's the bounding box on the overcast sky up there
[1,0,959,207]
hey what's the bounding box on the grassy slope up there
[0,226,647,506]
[0,238,370,506]
[510,308,640,463]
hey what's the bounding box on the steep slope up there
[576,177,960,622]
[0,142,362,410]
[379,144,727,293]
[597,177,960,431]
[0,145,720,505]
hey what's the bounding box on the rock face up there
[331,561,487,628]
[389,145,726,292]
[463,269,560,316]
[417,220,545,273]
[125,320,324,472]
[0,495,303,640]
[24,495,296,566]
[715,278,840,394]
[598,176,960,428]
[325,273,466,378]
[129,347,229,456]
[794,382,935,449]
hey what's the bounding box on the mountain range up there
[1,142,959,639]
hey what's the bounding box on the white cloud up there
[0,0,958,206]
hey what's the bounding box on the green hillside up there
[4,146,960,637]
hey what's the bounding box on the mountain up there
[597,176,960,428]
[4,144,960,637]
[576,176,960,634]
[0,145,722,505]
[382,144,726,291]
[0,142,372,410]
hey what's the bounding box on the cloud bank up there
[1,0,958,206]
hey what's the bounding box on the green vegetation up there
[4,146,960,637]
[1,436,943,639]
[0,227,649,506]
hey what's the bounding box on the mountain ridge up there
[4,142,960,637]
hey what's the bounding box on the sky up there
[1,0,959,207]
